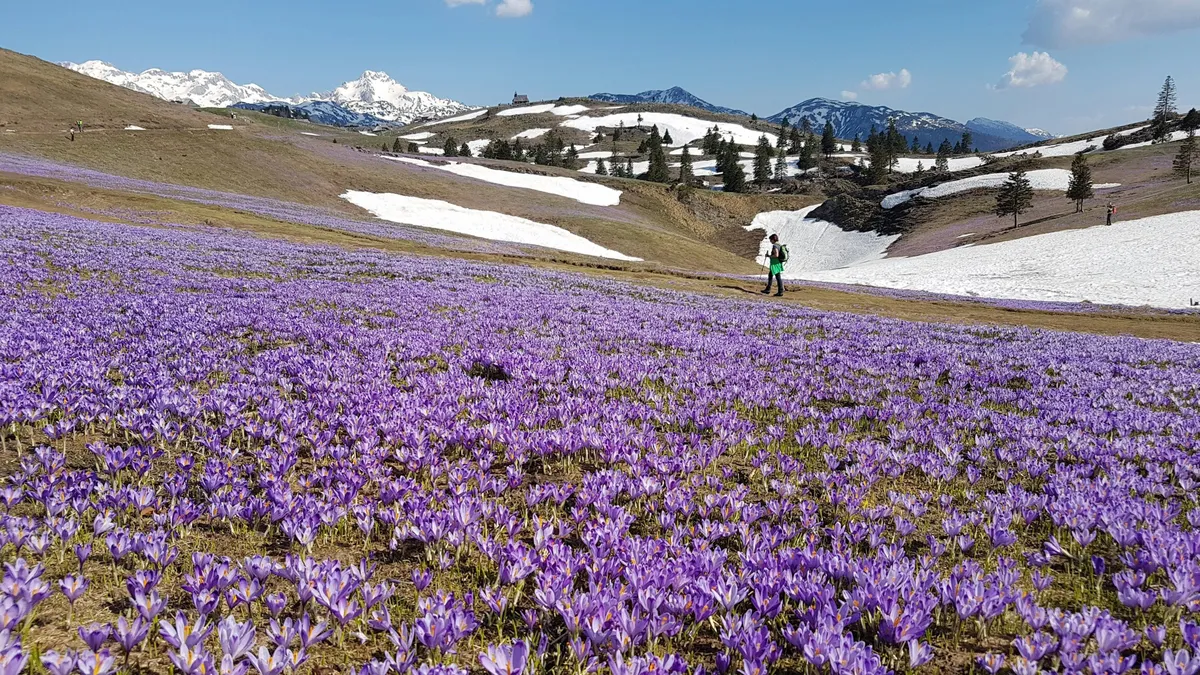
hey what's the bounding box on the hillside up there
[589,87,749,117]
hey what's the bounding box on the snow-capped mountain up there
[61,61,474,126]
[1023,128,1058,140]
[62,60,279,108]
[766,98,1045,152]
[966,118,1056,145]
[321,70,473,124]
[232,100,390,128]
[589,87,749,117]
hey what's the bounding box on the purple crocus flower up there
[40,650,76,675]
[59,575,88,604]
[480,640,528,675]
[245,645,289,675]
[75,649,116,675]
[78,623,112,652]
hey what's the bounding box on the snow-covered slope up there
[746,206,899,273]
[232,100,389,128]
[561,112,773,147]
[881,169,1120,209]
[589,87,749,117]
[384,156,623,207]
[62,60,278,108]
[62,61,474,125]
[966,118,1055,144]
[340,191,640,261]
[796,211,1200,309]
[322,71,474,124]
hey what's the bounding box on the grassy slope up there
[0,50,812,274]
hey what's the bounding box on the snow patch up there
[123,125,146,131]
[798,211,1200,309]
[300,132,321,136]
[340,190,639,260]
[417,146,445,156]
[400,132,436,140]
[882,169,1121,209]
[207,124,233,130]
[358,130,378,136]
[384,156,621,206]
[512,128,551,141]
[498,104,591,117]
[747,206,899,272]
[418,109,488,127]
[561,112,774,147]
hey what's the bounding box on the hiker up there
[761,234,788,297]
[77,120,83,133]
[1106,203,1116,226]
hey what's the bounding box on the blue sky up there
[3,0,1199,134]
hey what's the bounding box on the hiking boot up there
[774,292,784,297]
[760,289,771,295]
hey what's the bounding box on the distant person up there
[77,120,83,133]
[761,234,788,297]
[1106,203,1117,226]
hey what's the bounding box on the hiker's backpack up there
[778,244,790,263]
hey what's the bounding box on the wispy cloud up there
[861,69,912,91]
[1024,0,1200,47]
[995,52,1068,89]
[444,0,532,18]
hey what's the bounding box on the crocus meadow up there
[2,204,1200,675]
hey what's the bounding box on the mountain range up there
[765,98,1054,152]
[589,87,749,117]
[61,61,474,125]
[231,100,391,128]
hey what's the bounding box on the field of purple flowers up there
[2,203,1200,675]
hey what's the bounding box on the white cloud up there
[445,0,532,18]
[841,90,859,101]
[496,0,533,17]
[997,52,1068,89]
[861,69,912,91]
[1024,0,1200,47]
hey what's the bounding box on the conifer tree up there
[723,145,747,193]
[565,144,580,170]
[625,157,634,177]
[663,130,674,145]
[867,138,890,184]
[1174,128,1197,184]
[774,147,788,181]
[851,134,862,153]
[595,157,609,176]
[646,127,670,183]
[717,139,729,170]
[512,140,524,161]
[911,136,921,154]
[995,170,1035,227]
[800,116,813,137]
[936,140,953,172]
[961,131,973,156]
[884,119,903,171]
[789,127,803,154]
[1182,108,1200,132]
[1066,152,1094,212]
[408,142,420,154]
[382,143,389,153]
[679,146,694,184]
[1153,76,1178,142]
[753,135,774,185]
[796,131,816,172]
[821,121,837,158]
[461,143,474,157]
[925,142,934,154]
[444,137,459,157]
[777,119,790,149]
[915,161,925,175]
[392,138,402,152]
[636,114,644,130]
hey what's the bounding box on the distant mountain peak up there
[588,87,749,117]
[61,60,475,125]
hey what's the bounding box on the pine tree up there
[800,116,813,137]
[1153,76,1178,142]
[821,121,837,158]
[382,143,389,153]
[789,127,803,154]
[1174,129,1197,184]
[392,138,402,152]
[636,114,644,130]
[593,132,604,144]
[953,140,964,155]
[867,138,890,184]
[408,142,420,154]
[774,147,788,181]
[915,161,925,175]
[679,146,694,184]
[911,136,921,154]
[925,142,934,154]
[717,139,730,170]
[936,140,953,172]
[750,113,758,122]
[565,144,580,170]
[663,130,674,145]
[796,131,816,172]
[1182,108,1200,132]
[1066,153,1094,212]
[753,134,773,185]
[460,143,472,158]
[961,131,973,156]
[646,127,670,183]
[443,137,459,157]
[723,146,747,193]
[995,170,1035,227]
[512,140,524,161]
[884,119,903,171]
[851,134,862,153]
[777,119,790,149]
[595,157,609,176]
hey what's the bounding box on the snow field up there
[207,125,234,130]
[882,169,1121,209]
[358,131,377,137]
[560,112,775,147]
[417,147,445,156]
[498,104,591,117]
[747,206,899,273]
[798,211,1200,309]
[383,156,622,207]
[123,126,146,131]
[300,132,321,137]
[400,132,436,140]
[512,128,551,141]
[340,191,639,260]
[417,109,488,127]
